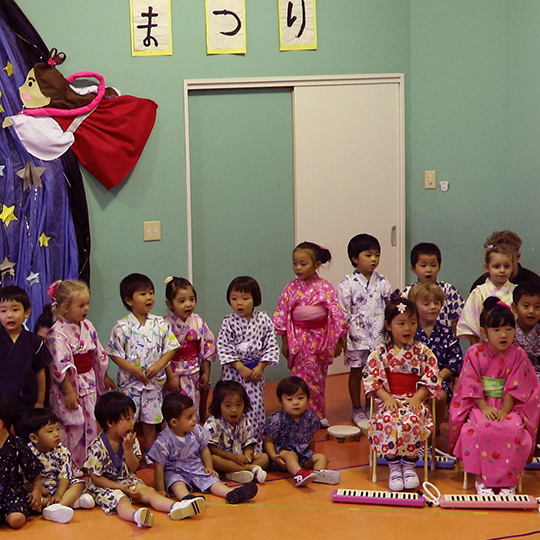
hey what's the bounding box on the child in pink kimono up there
[273,242,348,426]
[449,297,540,496]
[364,297,440,491]
[47,280,115,470]
[163,277,216,422]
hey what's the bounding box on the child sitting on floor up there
[149,392,258,508]
[264,376,340,488]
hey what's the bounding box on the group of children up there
[1,231,540,528]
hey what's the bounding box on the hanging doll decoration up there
[3,48,158,189]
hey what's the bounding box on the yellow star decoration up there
[39,233,51,247]
[0,205,17,226]
[3,62,13,76]
[0,91,3,114]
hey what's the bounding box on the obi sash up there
[172,340,200,364]
[242,356,260,370]
[292,305,328,329]
[385,370,420,395]
[482,375,505,398]
[73,352,93,374]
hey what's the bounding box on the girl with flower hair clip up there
[363,297,440,492]
[47,280,116,471]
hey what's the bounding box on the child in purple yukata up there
[108,273,179,464]
[0,393,42,529]
[337,234,393,428]
[264,376,340,488]
[149,393,258,507]
[401,243,464,334]
[163,276,216,422]
[217,276,280,452]
[23,408,94,524]
[47,280,115,472]
[449,298,540,496]
[85,392,198,527]
[364,298,440,492]
[204,380,269,484]
[274,243,348,427]
[0,286,52,437]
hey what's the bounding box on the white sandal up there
[475,480,494,496]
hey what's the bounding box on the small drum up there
[326,425,361,443]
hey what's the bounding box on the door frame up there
[183,73,405,284]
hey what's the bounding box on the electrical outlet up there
[440,181,449,192]
[143,221,161,241]
[425,170,436,189]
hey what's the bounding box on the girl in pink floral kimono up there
[449,297,540,496]
[273,242,348,426]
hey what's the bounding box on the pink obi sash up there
[292,305,328,329]
[73,352,93,374]
[385,370,420,395]
[172,340,200,364]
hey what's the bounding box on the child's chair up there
[369,396,436,484]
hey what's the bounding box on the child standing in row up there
[164,276,216,422]
[274,242,348,426]
[205,381,269,483]
[450,298,540,495]
[108,273,179,463]
[364,298,440,491]
[47,280,114,470]
[402,243,464,333]
[337,234,393,427]
[264,376,340,487]
[457,245,515,345]
[217,276,279,451]
[0,286,52,437]
[149,393,258,506]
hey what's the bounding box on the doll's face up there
[19,68,51,109]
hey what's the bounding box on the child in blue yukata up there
[264,376,341,488]
[512,282,540,380]
[337,234,393,427]
[402,243,464,334]
[205,380,269,484]
[149,393,258,508]
[24,408,95,524]
[108,273,179,463]
[0,393,42,529]
[85,392,198,527]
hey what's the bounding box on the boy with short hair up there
[402,242,464,332]
[0,286,52,436]
[0,393,43,529]
[512,282,540,379]
[23,408,94,524]
[108,273,179,462]
[264,376,340,488]
[337,234,393,427]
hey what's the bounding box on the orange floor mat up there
[8,374,540,540]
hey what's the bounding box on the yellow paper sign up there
[130,0,173,56]
[206,0,246,55]
[278,0,317,51]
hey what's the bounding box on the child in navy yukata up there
[204,380,269,484]
[337,234,393,428]
[24,408,94,524]
[217,276,280,452]
[149,393,258,507]
[0,393,42,529]
[402,243,464,334]
[108,273,179,463]
[0,286,52,437]
[85,392,199,527]
[264,376,340,488]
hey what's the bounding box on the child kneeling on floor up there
[149,393,258,507]
[24,408,94,524]
[264,376,341,487]
[84,392,198,528]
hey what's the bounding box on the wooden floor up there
[11,374,540,539]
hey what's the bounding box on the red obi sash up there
[172,340,200,362]
[385,370,420,395]
[73,352,93,374]
[292,305,327,329]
